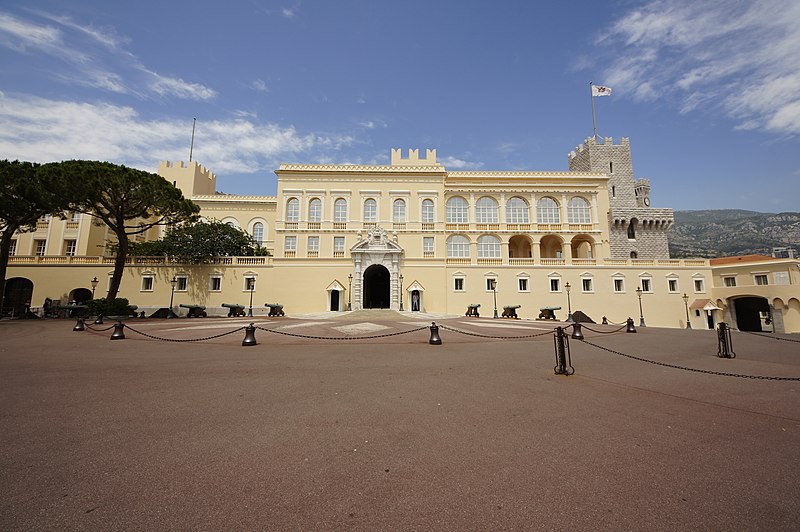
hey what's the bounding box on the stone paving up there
[1,314,799,530]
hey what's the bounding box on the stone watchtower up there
[568,137,674,259]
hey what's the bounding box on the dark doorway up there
[70,288,92,304]
[330,290,340,311]
[734,297,770,332]
[363,265,390,309]
[3,277,34,318]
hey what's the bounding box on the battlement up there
[390,148,439,166]
[158,160,216,180]
[568,136,630,159]
[635,178,651,187]
[158,160,217,196]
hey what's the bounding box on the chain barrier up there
[581,338,800,381]
[578,323,628,335]
[255,324,429,341]
[123,324,247,343]
[439,323,555,340]
[86,324,116,333]
[745,331,800,344]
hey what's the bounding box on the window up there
[613,278,625,293]
[477,235,500,258]
[71,211,81,222]
[9,239,16,256]
[286,198,299,222]
[567,197,591,224]
[284,236,297,251]
[550,278,560,292]
[141,276,154,291]
[393,199,406,223]
[334,236,345,252]
[454,277,464,291]
[210,276,222,292]
[518,278,529,292]
[486,278,497,291]
[668,279,679,292]
[694,278,705,292]
[244,277,256,291]
[723,277,736,287]
[630,251,638,259]
[582,278,593,292]
[446,235,470,258]
[475,197,499,223]
[334,198,347,222]
[423,237,434,255]
[506,197,529,224]
[363,198,377,222]
[446,197,469,223]
[537,197,560,224]
[252,222,264,245]
[640,278,652,292]
[64,240,76,256]
[628,219,637,239]
[308,198,322,222]
[755,274,769,286]
[308,236,320,254]
[34,239,46,256]
[176,276,188,291]
[421,199,435,223]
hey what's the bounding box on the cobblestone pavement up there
[1,315,799,530]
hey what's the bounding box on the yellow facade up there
[5,141,800,333]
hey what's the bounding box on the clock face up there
[644,197,650,206]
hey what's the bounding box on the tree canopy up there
[38,160,200,300]
[129,220,267,263]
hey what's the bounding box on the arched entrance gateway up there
[350,226,404,311]
[733,296,772,332]
[2,277,34,318]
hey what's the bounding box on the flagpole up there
[189,117,196,162]
[590,82,598,140]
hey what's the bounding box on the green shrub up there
[86,298,134,317]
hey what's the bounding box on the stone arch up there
[570,234,595,259]
[539,234,563,259]
[363,264,390,309]
[2,277,34,317]
[508,235,532,258]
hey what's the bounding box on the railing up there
[568,224,593,232]
[285,222,298,230]
[445,223,469,231]
[571,258,597,266]
[506,224,531,231]
[392,223,406,231]
[307,251,319,258]
[363,223,377,230]
[284,251,296,258]
[333,222,346,230]
[65,221,80,230]
[446,258,471,265]
[333,251,345,258]
[35,221,49,230]
[476,223,500,231]
[538,223,562,232]
[421,223,435,231]
[423,251,434,258]
[540,258,566,266]
[307,222,320,230]
[477,258,501,265]
[509,258,535,266]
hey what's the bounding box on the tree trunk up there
[107,230,128,302]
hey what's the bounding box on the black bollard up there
[73,317,85,332]
[602,316,608,325]
[553,327,574,375]
[626,317,637,333]
[717,322,736,358]
[242,323,257,346]
[570,322,584,340]
[429,322,442,345]
[110,320,125,340]
[94,315,104,325]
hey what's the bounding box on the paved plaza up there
[1,313,799,530]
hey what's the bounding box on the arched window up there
[567,197,591,224]
[477,235,500,258]
[446,235,470,258]
[286,198,299,222]
[446,197,469,223]
[363,198,377,222]
[506,197,529,224]
[421,199,435,223]
[630,251,638,259]
[475,197,499,223]
[334,198,347,222]
[252,222,264,245]
[628,218,638,239]
[537,197,560,224]
[393,199,406,222]
[308,198,322,222]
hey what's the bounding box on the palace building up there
[5,137,800,332]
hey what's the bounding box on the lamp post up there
[565,281,573,322]
[347,274,352,311]
[682,293,691,329]
[90,276,98,298]
[399,274,404,312]
[491,279,498,319]
[248,277,255,317]
[168,276,177,318]
[636,286,646,327]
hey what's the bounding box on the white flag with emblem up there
[591,85,612,97]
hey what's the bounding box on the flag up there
[592,85,612,97]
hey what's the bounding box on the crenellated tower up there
[568,137,674,259]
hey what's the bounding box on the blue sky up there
[1,0,798,212]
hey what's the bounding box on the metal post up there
[492,279,498,319]
[73,317,85,331]
[570,322,584,340]
[717,322,735,358]
[553,327,574,375]
[626,317,637,333]
[399,274,404,312]
[90,276,98,298]
[429,322,442,345]
[242,323,257,346]
[248,278,254,317]
[110,320,125,340]
[636,287,646,327]
[683,293,691,329]
[565,281,573,322]
[168,276,177,318]
[347,274,352,311]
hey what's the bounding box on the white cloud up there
[250,79,269,92]
[0,94,354,175]
[149,74,216,101]
[440,156,483,169]
[282,8,295,18]
[596,0,800,135]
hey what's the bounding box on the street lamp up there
[90,276,98,298]
[491,279,498,319]
[168,276,177,318]
[565,281,573,322]
[399,274,404,312]
[247,277,255,317]
[347,274,352,311]
[636,286,646,327]
[682,293,691,329]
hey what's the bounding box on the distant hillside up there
[668,210,800,258]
